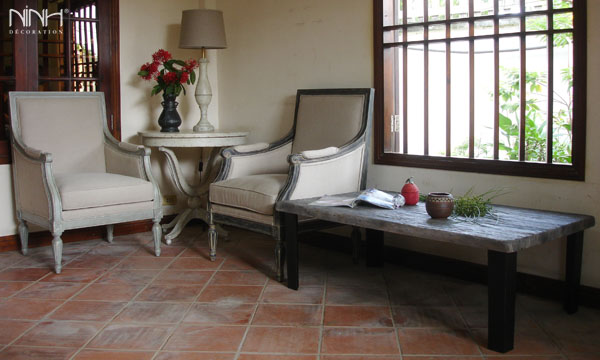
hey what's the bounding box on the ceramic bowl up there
[425,192,454,219]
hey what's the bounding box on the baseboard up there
[0,215,176,253]
[301,231,600,309]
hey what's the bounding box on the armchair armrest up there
[300,146,339,159]
[232,142,269,153]
[278,143,367,201]
[117,140,151,156]
[11,138,59,221]
[104,134,151,180]
[216,140,293,181]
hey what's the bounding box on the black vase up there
[158,94,182,133]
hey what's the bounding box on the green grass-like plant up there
[453,188,507,218]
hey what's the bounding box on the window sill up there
[374,151,585,181]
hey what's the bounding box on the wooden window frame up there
[0,0,120,165]
[373,0,587,181]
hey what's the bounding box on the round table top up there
[138,130,248,148]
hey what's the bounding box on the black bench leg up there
[284,212,299,290]
[565,231,583,314]
[488,250,517,353]
[351,227,361,264]
[366,229,384,267]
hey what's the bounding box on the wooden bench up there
[276,194,595,353]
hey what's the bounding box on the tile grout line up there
[445,283,486,358]
[316,267,329,359]
[0,238,124,353]
[151,236,229,360]
[66,236,186,360]
[0,246,94,353]
[383,267,403,359]
[519,296,571,359]
[232,257,271,360]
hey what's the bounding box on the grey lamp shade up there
[179,9,227,49]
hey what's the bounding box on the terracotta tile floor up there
[0,226,598,360]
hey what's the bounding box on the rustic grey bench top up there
[276,193,595,253]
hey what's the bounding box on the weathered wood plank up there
[276,193,595,253]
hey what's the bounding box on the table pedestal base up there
[159,147,228,244]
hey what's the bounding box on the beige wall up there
[215,0,600,288]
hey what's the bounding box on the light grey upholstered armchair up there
[9,92,163,273]
[208,88,374,281]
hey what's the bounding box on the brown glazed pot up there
[425,192,454,219]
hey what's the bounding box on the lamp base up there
[193,121,215,132]
[193,58,214,133]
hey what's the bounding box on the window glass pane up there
[450,41,470,158]
[553,12,573,30]
[526,15,548,32]
[498,37,521,161]
[451,22,469,38]
[384,47,400,153]
[73,19,99,78]
[524,35,548,163]
[553,0,573,9]
[406,0,424,24]
[525,0,547,12]
[407,44,424,155]
[429,0,446,21]
[73,80,97,92]
[474,0,494,16]
[72,1,98,19]
[552,31,573,164]
[383,0,400,26]
[384,30,402,43]
[0,0,14,77]
[474,39,495,159]
[407,26,424,41]
[499,0,521,15]
[474,20,494,36]
[450,0,469,19]
[395,46,405,153]
[429,24,446,40]
[428,42,447,157]
[499,17,520,34]
[396,0,404,25]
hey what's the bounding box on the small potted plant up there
[138,49,199,132]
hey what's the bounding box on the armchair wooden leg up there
[208,224,217,261]
[152,221,162,257]
[18,218,29,256]
[52,233,63,274]
[106,224,114,243]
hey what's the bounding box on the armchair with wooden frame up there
[9,92,163,273]
[208,88,374,281]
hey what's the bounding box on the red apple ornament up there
[401,177,420,205]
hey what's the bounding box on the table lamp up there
[179,9,227,132]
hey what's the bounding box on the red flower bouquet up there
[138,49,199,97]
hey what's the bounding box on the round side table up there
[139,130,248,244]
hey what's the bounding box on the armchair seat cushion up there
[210,174,288,215]
[55,172,154,211]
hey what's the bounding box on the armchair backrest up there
[291,89,373,154]
[9,92,108,174]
